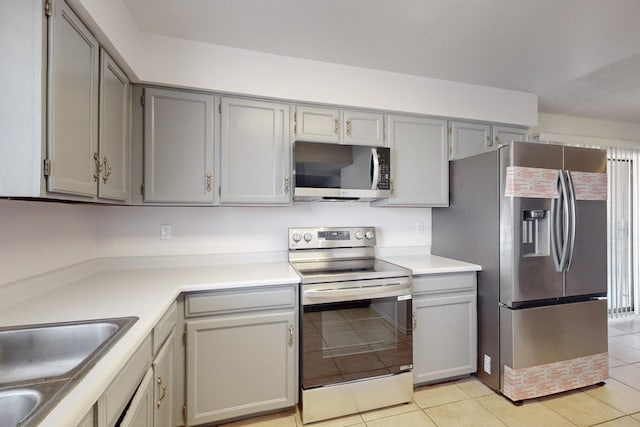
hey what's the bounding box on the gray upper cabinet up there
[492,125,527,148]
[47,0,100,197]
[448,121,491,160]
[294,106,385,146]
[98,49,130,202]
[373,116,448,207]
[342,110,385,146]
[143,88,215,204]
[220,97,291,205]
[294,106,340,144]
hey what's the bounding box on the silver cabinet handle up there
[93,152,103,182]
[412,312,417,330]
[102,156,112,184]
[346,118,352,137]
[288,324,294,347]
[157,376,167,409]
[486,135,493,148]
[284,175,290,194]
[334,117,339,135]
[206,172,213,192]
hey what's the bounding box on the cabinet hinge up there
[183,404,187,424]
[44,0,52,17]
[140,184,144,197]
[140,95,145,106]
[43,159,52,176]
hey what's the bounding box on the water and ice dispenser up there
[522,209,550,256]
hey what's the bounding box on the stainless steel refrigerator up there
[432,141,608,401]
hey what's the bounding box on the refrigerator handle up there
[550,195,562,272]
[565,171,577,270]
[558,170,571,271]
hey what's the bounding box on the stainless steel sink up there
[0,389,41,427]
[0,317,137,427]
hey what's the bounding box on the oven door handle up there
[303,282,411,304]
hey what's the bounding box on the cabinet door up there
[76,408,94,427]
[294,106,340,143]
[343,110,385,147]
[220,98,290,205]
[492,125,526,148]
[186,311,297,425]
[153,331,174,427]
[98,49,130,202]
[47,0,99,197]
[143,88,214,204]
[378,115,448,206]
[413,292,477,385]
[119,367,154,427]
[449,121,491,160]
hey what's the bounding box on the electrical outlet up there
[160,224,172,240]
[415,222,424,234]
[484,354,492,375]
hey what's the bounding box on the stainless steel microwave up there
[293,141,391,201]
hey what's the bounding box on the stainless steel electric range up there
[288,226,413,424]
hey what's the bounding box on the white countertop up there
[382,254,482,275]
[0,253,480,427]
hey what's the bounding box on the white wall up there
[69,0,538,127]
[533,113,640,148]
[95,203,431,258]
[0,200,98,286]
[0,199,431,286]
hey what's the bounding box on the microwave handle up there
[371,148,380,190]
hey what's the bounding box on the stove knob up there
[355,231,364,240]
[365,231,374,240]
[303,232,313,242]
[292,232,302,243]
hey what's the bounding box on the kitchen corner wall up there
[0,199,99,286]
[0,199,431,286]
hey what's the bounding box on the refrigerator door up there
[563,146,607,297]
[500,142,564,305]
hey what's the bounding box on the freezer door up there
[563,146,607,297]
[500,299,608,370]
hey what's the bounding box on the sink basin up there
[0,317,136,385]
[0,317,137,426]
[0,389,41,427]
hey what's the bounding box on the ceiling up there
[124,0,640,124]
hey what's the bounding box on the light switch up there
[160,224,172,240]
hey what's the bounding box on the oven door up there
[301,278,413,390]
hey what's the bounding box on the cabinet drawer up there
[99,334,152,427]
[413,272,476,295]
[185,286,296,318]
[153,301,177,355]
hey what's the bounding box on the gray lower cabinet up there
[412,272,477,385]
[142,87,215,204]
[119,367,155,427]
[220,97,290,205]
[153,331,175,427]
[372,115,448,207]
[184,285,298,425]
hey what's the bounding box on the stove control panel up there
[288,227,376,249]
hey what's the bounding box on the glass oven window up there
[302,296,412,389]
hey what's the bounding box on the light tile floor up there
[219,316,640,427]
